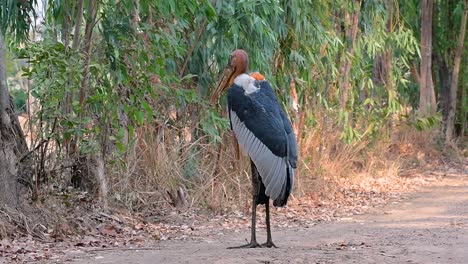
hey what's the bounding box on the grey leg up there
[262,201,277,248]
[227,161,261,249]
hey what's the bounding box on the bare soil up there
[66,172,468,264]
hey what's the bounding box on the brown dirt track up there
[68,171,468,264]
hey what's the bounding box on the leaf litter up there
[1,166,464,263]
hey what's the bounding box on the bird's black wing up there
[227,80,294,202]
[255,80,297,204]
[258,81,298,169]
[279,107,298,169]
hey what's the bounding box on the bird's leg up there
[227,193,260,249]
[262,201,277,248]
[248,192,260,246]
[227,160,261,249]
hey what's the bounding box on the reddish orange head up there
[210,49,249,104]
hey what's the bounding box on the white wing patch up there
[230,110,287,200]
[234,73,260,95]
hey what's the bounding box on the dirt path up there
[70,173,468,264]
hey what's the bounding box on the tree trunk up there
[78,0,98,110]
[436,55,451,123]
[461,80,467,137]
[63,0,84,116]
[419,0,437,116]
[373,0,393,91]
[93,153,108,209]
[0,32,28,208]
[383,0,393,86]
[75,0,109,205]
[339,0,361,108]
[445,3,467,142]
[62,0,85,183]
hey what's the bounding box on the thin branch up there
[179,19,207,78]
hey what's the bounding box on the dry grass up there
[18,102,452,216]
[106,123,252,212]
[105,108,451,214]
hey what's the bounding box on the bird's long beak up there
[210,66,235,104]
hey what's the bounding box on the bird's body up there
[211,50,298,248]
[228,73,297,207]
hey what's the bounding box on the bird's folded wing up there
[230,110,287,200]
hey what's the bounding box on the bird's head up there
[210,49,249,104]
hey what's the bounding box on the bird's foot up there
[227,241,261,249]
[261,240,278,248]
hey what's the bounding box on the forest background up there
[0,0,466,246]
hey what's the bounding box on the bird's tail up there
[273,165,294,207]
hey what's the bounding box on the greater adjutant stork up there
[211,50,298,248]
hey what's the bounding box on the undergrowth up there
[103,108,452,214]
[1,112,460,244]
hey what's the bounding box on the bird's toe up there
[261,241,278,248]
[227,241,262,249]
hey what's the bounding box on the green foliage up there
[190,0,284,96]
[4,49,19,76]
[413,114,442,131]
[8,0,427,153]
[3,0,463,167]
[200,109,230,143]
[20,42,85,144]
[0,0,36,41]
[10,88,27,113]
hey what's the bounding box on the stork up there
[210,49,298,248]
